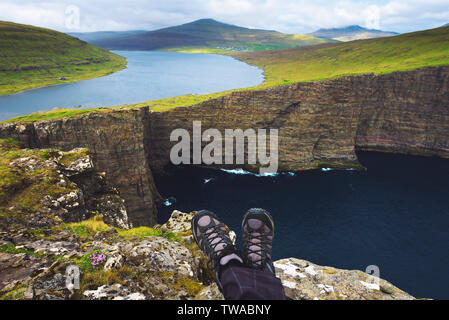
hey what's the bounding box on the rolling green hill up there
[233,25,449,88]
[0,21,126,95]
[91,18,336,52]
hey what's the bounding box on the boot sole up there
[241,208,275,236]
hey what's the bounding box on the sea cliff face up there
[1,66,448,226]
[148,66,449,174]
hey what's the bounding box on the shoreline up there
[0,62,128,97]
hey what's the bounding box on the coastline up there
[0,54,128,96]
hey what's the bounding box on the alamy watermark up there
[65,4,80,30]
[65,265,80,290]
[170,121,279,175]
[364,5,381,30]
[364,265,381,289]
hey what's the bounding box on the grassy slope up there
[0,21,127,95]
[92,19,334,52]
[233,25,449,88]
[3,25,449,123]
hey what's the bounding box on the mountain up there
[308,25,399,41]
[68,30,148,42]
[90,18,336,51]
[0,21,126,95]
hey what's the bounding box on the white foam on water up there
[220,168,296,177]
[163,197,176,207]
[220,168,279,177]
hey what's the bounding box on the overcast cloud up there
[0,0,448,34]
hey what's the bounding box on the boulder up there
[274,258,415,300]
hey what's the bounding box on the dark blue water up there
[0,51,263,121]
[155,151,449,299]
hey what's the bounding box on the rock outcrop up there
[0,144,131,232]
[0,109,160,226]
[274,258,413,300]
[1,66,448,226]
[0,209,415,300]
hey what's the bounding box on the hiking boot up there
[192,210,243,289]
[242,208,275,275]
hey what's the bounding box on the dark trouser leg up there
[219,265,290,300]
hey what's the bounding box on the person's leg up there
[238,208,290,300]
[192,209,290,300]
[219,264,289,300]
[191,210,244,292]
[242,208,276,273]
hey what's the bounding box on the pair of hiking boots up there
[191,208,275,289]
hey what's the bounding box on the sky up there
[0,0,448,34]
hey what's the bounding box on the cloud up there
[0,0,447,34]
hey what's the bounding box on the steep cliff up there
[1,66,448,226]
[148,66,449,174]
[0,109,161,226]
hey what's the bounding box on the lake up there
[155,151,449,299]
[0,51,264,121]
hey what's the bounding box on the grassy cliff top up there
[3,25,449,123]
[0,21,126,95]
[233,25,449,87]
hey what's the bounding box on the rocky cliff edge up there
[0,143,414,300]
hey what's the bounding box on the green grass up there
[72,267,133,299]
[0,21,126,95]
[233,25,449,88]
[0,243,46,258]
[58,149,89,167]
[0,92,229,123]
[57,216,111,240]
[76,250,108,273]
[57,215,181,242]
[1,108,97,123]
[0,283,28,300]
[117,226,180,242]
[116,226,163,240]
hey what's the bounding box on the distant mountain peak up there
[192,18,220,23]
[308,25,398,42]
[315,25,384,32]
[185,18,230,26]
[335,25,364,31]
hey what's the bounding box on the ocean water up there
[155,151,449,299]
[0,51,263,121]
